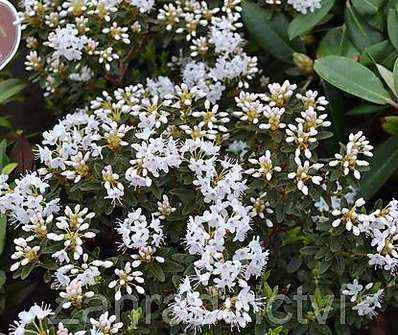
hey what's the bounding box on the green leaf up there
[393,57,398,94]
[0,140,9,170]
[360,40,397,69]
[314,56,392,105]
[352,0,384,16]
[0,117,13,130]
[0,216,6,255]
[2,162,18,175]
[242,0,294,63]
[388,9,398,51]
[376,63,398,97]
[317,26,358,58]
[383,116,398,136]
[0,79,26,105]
[345,5,383,51]
[149,263,165,282]
[347,103,388,115]
[288,0,335,40]
[359,136,398,199]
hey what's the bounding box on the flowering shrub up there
[3,0,398,334]
[19,0,257,110]
[1,75,398,334]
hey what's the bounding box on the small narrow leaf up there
[314,56,392,105]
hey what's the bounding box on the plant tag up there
[0,0,21,70]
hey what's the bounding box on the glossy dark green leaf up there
[360,40,397,69]
[352,0,384,16]
[317,26,358,58]
[388,9,398,51]
[345,5,383,51]
[393,57,398,94]
[359,136,398,199]
[242,0,294,63]
[314,56,392,105]
[288,0,335,40]
[376,63,397,97]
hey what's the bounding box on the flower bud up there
[293,52,314,76]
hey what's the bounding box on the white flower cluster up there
[287,0,322,14]
[329,131,373,180]
[20,0,257,102]
[173,200,269,329]
[10,303,122,335]
[265,0,322,14]
[9,303,54,335]
[319,193,398,273]
[157,0,258,103]
[362,200,398,272]
[342,280,384,318]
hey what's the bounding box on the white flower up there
[60,279,95,309]
[116,208,164,250]
[90,312,123,334]
[129,0,154,13]
[10,236,40,272]
[248,196,274,227]
[96,47,119,71]
[331,198,366,236]
[9,303,53,335]
[342,279,363,302]
[329,132,373,180]
[154,195,176,220]
[109,262,145,300]
[259,106,286,131]
[45,24,88,61]
[102,22,130,44]
[57,322,87,335]
[353,289,384,318]
[264,80,297,107]
[288,157,323,195]
[102,165,124,204]
[47,205,96,261]
[285,123,318,159]
[62,152,91,183]
[246,151,281,181]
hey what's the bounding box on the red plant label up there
[0,0,21,70]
